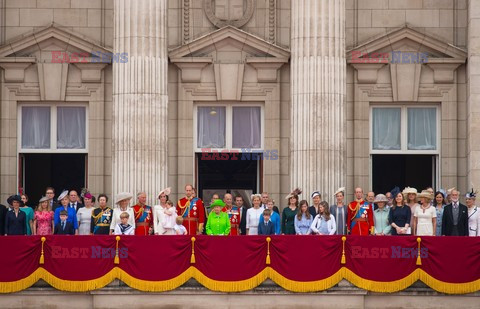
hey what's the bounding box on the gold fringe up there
[268,267,343,292]
[416,237,422,266]
[193,267,268,292]
[190,237,196,264]
[343,268,420,293]
[118,267,193,292]
[1,267,479,294]
[341,236,346,264]
[418,269,480,294]
[266,237,271,265]
[114,236,120,265]
[39,237,46,265]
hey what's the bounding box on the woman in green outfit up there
[282,188,301,234]
[206,199,231,236]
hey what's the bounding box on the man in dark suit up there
[442,189,469,236]
[68,190,84,213]
[46,187,60,211]
[258,210,275,235]
[54,211,75,235]
[235,195,249,235]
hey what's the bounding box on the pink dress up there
[34,211,54,235]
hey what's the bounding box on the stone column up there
[290,0,346,201]
[112,0,168,205]
[467,0,480,191]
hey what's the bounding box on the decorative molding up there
[183,0,190,44]
[268,0,276,43]
[171,58,212,83]
[0,23,111,58]
[169,26,290,59]
[390,63,422,101]
[213,63,245,100]
[0,60,34,82]
[37,63,69,101]
[203,0,255,29]
[351,63,386,84]
[426,63,462,84]
[73,63,108,83]
[346,26,467,60]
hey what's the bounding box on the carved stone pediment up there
[347,26,467,100]
[169,26,289,100]
[0,24,110,100]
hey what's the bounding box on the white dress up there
[109,207,136,231]
[76,207,93,235]
[162,207,177,235]
[414,206,436,236]
[246,207,264,235]
[468,206,480,236]
[153,204,166,235]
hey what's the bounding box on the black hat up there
[7,195,24,207]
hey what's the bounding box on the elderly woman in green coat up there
[206,199,231,236]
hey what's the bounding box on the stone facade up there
[0,0,478,205]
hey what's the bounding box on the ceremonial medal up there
[193,206,197,211]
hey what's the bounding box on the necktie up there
[62,222,65,230]
[454,202,458,209]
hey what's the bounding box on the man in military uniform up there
[221,193,240,235]
[132,192,153,235]
[347,187,374,235]
[176,184,205,235]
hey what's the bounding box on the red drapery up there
[0,235,479,294]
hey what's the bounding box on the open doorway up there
[372,154,436,194]
[19,154,87,205]
[196,152,261,207]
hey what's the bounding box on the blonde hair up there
[120,212,130,219]
[36,200,52,212]
[175,216,183,224]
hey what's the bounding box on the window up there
[195,104,263,151]
[371,106,439,153]
[19,105,87,152]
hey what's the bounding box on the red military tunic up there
[347,199,375,236]
[221,206,240,236]
[176,197,205,235]
[132,204,153,235]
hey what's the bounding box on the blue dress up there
[294,213,313,235]
[435,205,445,236]
[54,206,78,230]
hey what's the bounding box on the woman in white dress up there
[109,192,135,234]
[466,189,480,236]
[413,190,436,236]
[154,187,171,235]
[246,194,263,235]
[76,192,94,235]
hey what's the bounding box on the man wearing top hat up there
[177,184,205,235]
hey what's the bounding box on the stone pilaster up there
[290,0,346,202]
[467,0,480,191]
[112,0,168,205]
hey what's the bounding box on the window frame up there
[194,103,264,152]
[18,103,89,153]
[370,104,440,155]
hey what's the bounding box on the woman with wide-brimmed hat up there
[413,190,436,236]
[403,187,419,234]
[373,194,391,235]
[5,195,27,235]
[33,196,54,235]
[282,188,302,235]
[109,192,135,235]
